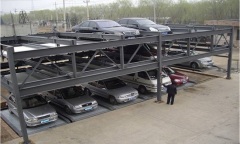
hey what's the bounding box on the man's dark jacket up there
[167,85,177,95]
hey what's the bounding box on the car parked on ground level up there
[162,67,189,86]
[7,94,58,127]
[167,50,214,69]
[71,19,140,38]
[119,69,172,94]
[117,17,172,35]
[84,78,139,105]
[45,86,98,114]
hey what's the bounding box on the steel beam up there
[14,37,158,60]
[163,48,229,66]
[157,33,163,102]
[19,60,158,96]
[226,27,234,79]
[162,29,231,41]
[7,47,29,144]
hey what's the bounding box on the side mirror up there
[93,27,98,30]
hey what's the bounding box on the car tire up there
[109,96,117,105]
[84,88,92,96]
[64,106,72,114]
[138,85,147,94]
[191,62,199,69]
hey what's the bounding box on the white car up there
[119,69,172,94]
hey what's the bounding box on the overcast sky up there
[0,0,118,14]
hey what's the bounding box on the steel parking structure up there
[0,25,234,144]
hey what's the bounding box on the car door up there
[127,20,139,30]
[137,71,150,86]
[49,90,64,108]
[118,19,128,27]
[88,21,100,33]
[78,21,90,33]
[97,81,108,98]
[122,73,137,88]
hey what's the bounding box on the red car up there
[163,67,189,86]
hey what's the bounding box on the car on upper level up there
[162,67,189,86]
[7,94,58,127]
[84,78,139,105]
[71,19,141,38]
[119,69,171,94]
[45,86,98,114]
[166,50,214,69]
[117,17,172,35]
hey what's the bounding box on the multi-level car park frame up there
[0,25,234,144]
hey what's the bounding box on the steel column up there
[7,47,29,144]
[187,38,190,56]
[226,27,234,79]
[157,33,163,102]
[210,35,214,52]
[71,53,77,78]
[120,46,124,69]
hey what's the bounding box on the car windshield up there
[104,79,126,89]
[61,86,85,99]
[163,67,175,74]
[136,19,156,25]
[22,95,47,109]
[96,21,121,28]
[147,70,157,79]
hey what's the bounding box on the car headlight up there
[26,117,38,122]
[119,95,127,98]
[114,32,124,35]
[151,84,157,87]
[149,27,158,32]
[50,112,58,117]
[166,26,171,31]
[92,101,97,104]
[75,105,82,109]
[174,79,181,82]
[135,30,140,35]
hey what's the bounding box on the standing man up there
[166,84,177,105]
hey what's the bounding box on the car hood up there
[170,72,187,79]
[143,24,170,32]
[23,104,56,118]
[162,76,171,84]
[101,27,138,33]
[107,86,138,96]
[65,96,95,107]
[199,57,212,62]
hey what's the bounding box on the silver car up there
[45,86,98,114]
[84,78,139,105]
[7,94,58,127]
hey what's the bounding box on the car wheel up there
[64,106,72,114]
[84,88,92,96]
[138,85,147,94]
[191,62,199,69]
[109,96,117,105]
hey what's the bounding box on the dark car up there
[71,19,140,38]
[117,17,172,35]
[163,67,189,86]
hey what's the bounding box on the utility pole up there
[63,0,66,31]
[55,2,58,28]
[153,0,156,23]
[83,0,90,20]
